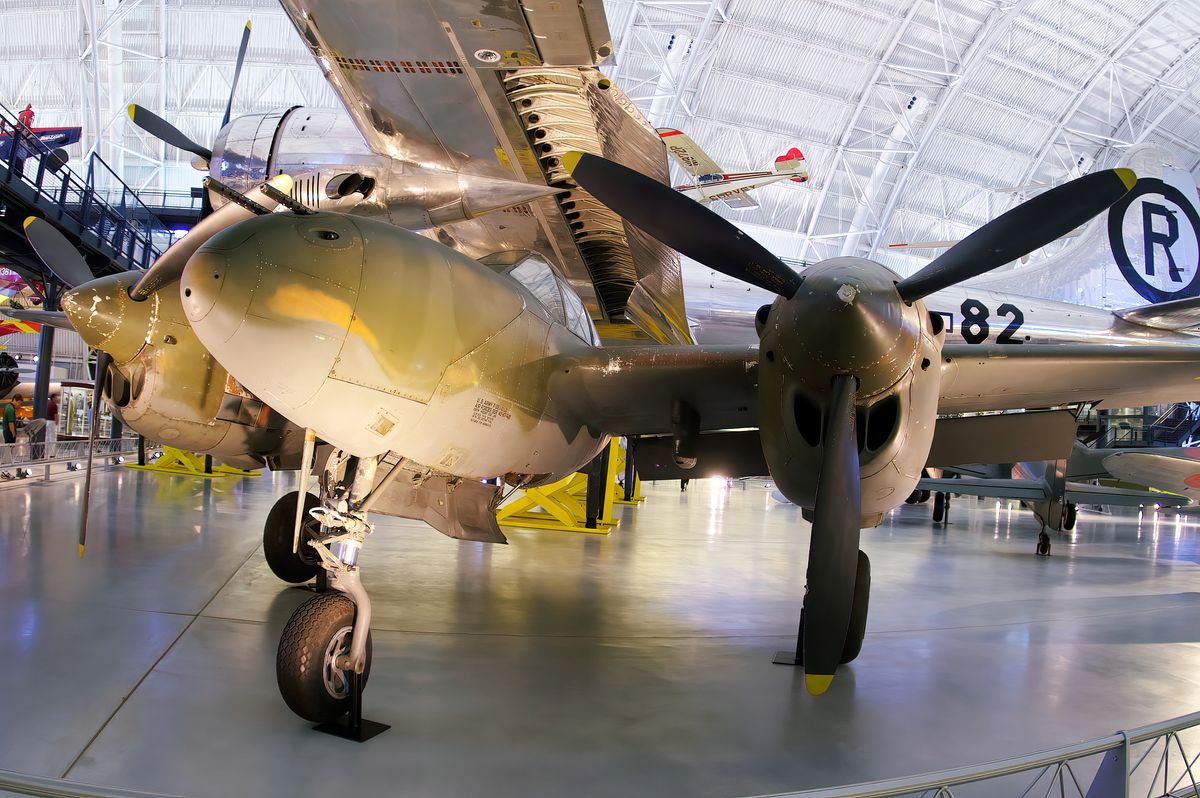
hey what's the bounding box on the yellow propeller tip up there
[268,173,294,194]
[561,150,583,175]
[78,544,85,559]
[126,104,137,120]
[1115,168,1137,191]
[804,673,834,696]
[22,216,36,230]
[245,19,252,29]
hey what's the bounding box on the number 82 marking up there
[939,300,1026,344]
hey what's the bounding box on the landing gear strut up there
[275,450,403,740]
[932,491,949,523]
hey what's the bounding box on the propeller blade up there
[221,20,252,128]
[802,373,862,695]
[2,308,73,331]
[896,168,1137,303]
[23,218,94,288]
[129,173,294,300]
[562,151,802,298]
[127,104,213,164]
[77,350,111,558]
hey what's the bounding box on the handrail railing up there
[0,101,167,273]
[2,710,1199,798]
[748,711,1200,798]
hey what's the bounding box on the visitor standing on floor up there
[2,393,20,444]
[17,104,34,128]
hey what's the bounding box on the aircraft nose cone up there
[180,250,228,324]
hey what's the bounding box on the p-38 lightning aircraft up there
[31,1,1200,727]
[140,148,1200,723]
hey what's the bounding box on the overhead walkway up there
[0,103,198,285]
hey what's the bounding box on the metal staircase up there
[0,103,181,286]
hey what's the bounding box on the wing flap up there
[926,410,1078,467]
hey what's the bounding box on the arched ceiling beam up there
[865,0,1036,262]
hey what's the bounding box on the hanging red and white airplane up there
[658,128,807,210]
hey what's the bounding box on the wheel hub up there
[322,625,353,699]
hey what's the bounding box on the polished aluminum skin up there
[198,0,690,344]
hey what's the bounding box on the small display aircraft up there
[658,127,808,210]
[915,441,1200,541]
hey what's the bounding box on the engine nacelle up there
[61,274,300,467]
[757,257,945,524]
[208,108,558,228]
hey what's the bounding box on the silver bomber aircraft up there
[125,2,694,347]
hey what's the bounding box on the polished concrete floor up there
[2,470,1200,798]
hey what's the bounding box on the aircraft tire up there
[1063,503,1077,531]
[840,550,871,664]
[932,492,946,523]
[263,491,321,584]
[1037,531,1051,557]
[277,593,372,723]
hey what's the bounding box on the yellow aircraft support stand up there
[614,437,645,506]
[497,439,622,534]
[125,445,260,479]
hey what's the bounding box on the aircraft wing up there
[720,192,760,210]
[938,343,1200,413]
[1100,450,1200,501]
[1115,296,1200,331]
[1065,482,1189,508]
[551,345,758,436]
[657,129,723,176]
[917,477,1049,501]
[275,0,693,345]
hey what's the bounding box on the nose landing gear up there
[275,451,400,741]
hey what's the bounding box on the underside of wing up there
[276,0,692,345]
[549,345,758,437]
[719,192,759,210]
[917,477,1048,501]
[1100,451,1200,501]
[1065,482,1189,507]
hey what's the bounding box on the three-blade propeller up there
[20,172,294,558]
[23,217,94,288]
[127,19,252,169]
[564,149,1137,693]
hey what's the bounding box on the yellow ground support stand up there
[613,438,645,506]
[496,439,623,533]
[125,446,260,478]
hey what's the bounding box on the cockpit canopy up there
[480,251,599,345]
